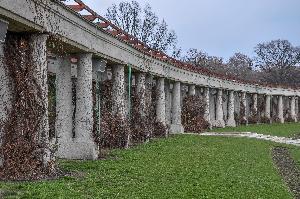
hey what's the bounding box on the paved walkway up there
[188,132,300,146]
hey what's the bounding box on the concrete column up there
[0,38,11,168]
[226,90,236,127]
[188,85,196,96]
[56,56,73,159]
[165,81,171,125]
[296,97,299,121]
[170,81,184,134]
[156,78,166,125]
[277,95,284,123]
[241,92,247,124]
[203,87,212,128]
[92,59,107,138]
[136,72,146,117]
[215,89,225,128]
[265,95,271,120]
[290,96,297,122]
[30,34,52,166]
[146,74,153,110]
[252,94,258,114]
[73,53,98,160]
[112,65,126,119]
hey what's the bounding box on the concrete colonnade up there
[1,31,299,162]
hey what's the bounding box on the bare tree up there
[183,48,226,74]
[227,52,257,81]
[106,1,177,53]
[254,39,300,85]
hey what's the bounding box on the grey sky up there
[81,0,300,60]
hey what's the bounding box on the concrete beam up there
[1,0,300,97]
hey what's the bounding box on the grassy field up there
[211,122,300,137]
[0,134,297,199]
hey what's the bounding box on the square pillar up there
[170,81,184,134]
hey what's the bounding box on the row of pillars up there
[0,33,299,162]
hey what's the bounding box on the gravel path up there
[272,147,300,199]
[187,132,300,146]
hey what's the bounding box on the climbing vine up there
[0,34,55,180]
[182,96,209,133]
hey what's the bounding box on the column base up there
[214,120,225,128]
[226,119,236,127]
[170,124,184,134]
[57,140,98,160]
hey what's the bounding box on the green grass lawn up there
[211,122,300,137]
[0,135,296,199]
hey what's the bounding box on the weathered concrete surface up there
[200,132,300,147]
[30,34,52,166]
[209,90,216,125]
[170,81,184,134]
[222,91,228,123]
[296,97,299,121]
[265,95,271,120]
[165,81,172,126]
[1,0,300,97]
[0,41,12,168]
[188,85,196,96]
[226,90,236,127]
[156,78,166,125]
[252,93,258,115]
[203,87,211,128]
[112,65,126,119]
[241,92,248,124]
[73,53,98,160]
[215,89,225,128]
[278,96,284,123]
[136,72,146,117]
[290,97,297,122]
[55,56,74,159]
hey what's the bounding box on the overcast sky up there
[79,0,300,60]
